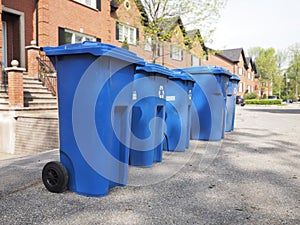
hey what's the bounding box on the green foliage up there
[139,0,227,62]
[121,38,129,50]
[243,93,259,100]
[245,99,282,105]
[286,43,300,100]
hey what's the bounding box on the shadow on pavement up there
[245,108,300,114]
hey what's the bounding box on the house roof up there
[186,29,207,53]
[216,48,248,69]
[246,57,257,73]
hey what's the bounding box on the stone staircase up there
[0,74,58,110]
[0,85,8,107]
[23,75,57,109]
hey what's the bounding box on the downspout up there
[36,0,39,45]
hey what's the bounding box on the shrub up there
[245,99,282,105]
[243,93,259,100]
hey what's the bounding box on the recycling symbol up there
[188,89,192,100]
[158,85,165,99]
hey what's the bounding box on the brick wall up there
[40,0,111,47]
[203,54,234,72]
[15,115,59,154]
[7,69,24,107]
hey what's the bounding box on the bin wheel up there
[42,161,68,193]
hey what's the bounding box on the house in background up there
[206,48,260,96]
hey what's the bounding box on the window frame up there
[59,28,97,45]
[238,67,243,75]
[238,82,243,93]
[73,0,101,10]
[170,45,183,61]
[116,22,138,45]
[191,55,200,67]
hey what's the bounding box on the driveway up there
[0,104,299,224]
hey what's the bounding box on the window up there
[248,72,251,80]
[59,28,97,45]
[238,82,243,93]
[191,55,200,67]
[116,22,138,45]
[144,36,152,51]
[247,85,251,93]
[157,43,161,56]
[170,45,183,61]
[73,0,100,10]
[238,67,243,75]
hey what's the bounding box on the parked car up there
[268,95,278,100]
[236,95,245,106]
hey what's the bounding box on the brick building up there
[0,0,259,95]
[204,48,260,96]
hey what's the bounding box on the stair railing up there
[37,54,57,96]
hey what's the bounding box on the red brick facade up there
[6,61,25,107]
[0,0,259,95]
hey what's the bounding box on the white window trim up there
[171,45,183,61]
[238,67,243,75]
[64,29,96,44]
[73,0,97,9]
[118,23,137,45]
[144,36,152,52]
[191,55,200,67]
[238,82,243,93]
[248,72,251,80]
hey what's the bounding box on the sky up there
[208,0,300,54]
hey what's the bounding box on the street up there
[0,104,300,225]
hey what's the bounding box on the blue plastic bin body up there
[129,63,172,167]
[182,66,231,141]
[225,75,240,132]
[163,69,195,151]
[43,41,144,196]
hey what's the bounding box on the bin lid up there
[170,69,195,82]
[229,74,240,82]
[42,41,145,65]
[182,66,232,77]
[136,63,172,77]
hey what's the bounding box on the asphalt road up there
[0,104,300,225]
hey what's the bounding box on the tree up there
[248,47,278,97]
[274,49,288,98]
[286,43,300,100]
[138,0,227,62]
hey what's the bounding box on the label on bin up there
[158,85,165,99]
[166,96,176,101]
[132,91,137,100]
[234,88,237,95]
[188,90,192,100]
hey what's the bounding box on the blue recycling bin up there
[163,69,195,151]
[225,74,240,132]
[129,63,172,167]
[182,66,231,141]
[42,41,144,197]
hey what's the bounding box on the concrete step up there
[24,101,57,107]
[24,91,54,98]
[0,97,8,105]
[0,91,8,97]
[23,83,48,89]
[23,79,44,85]
[23,87,50,93]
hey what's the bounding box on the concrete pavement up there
[0,104,299,224]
